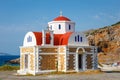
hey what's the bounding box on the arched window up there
[77,35,79,42]
[75,36,77,42]
[27,36,32,42]
[80,37,82,42]
[69,24,71,30]
[58,24,61,30]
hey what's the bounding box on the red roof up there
[53,16,71,21]
[59,32,73,45]
[33,32,72,46]
[54,34,63,45]
[33,32,42,45]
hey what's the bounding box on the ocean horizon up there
[0,55,20,66]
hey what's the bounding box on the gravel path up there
[0,71,120,80]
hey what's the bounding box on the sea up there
[0,55,20,66]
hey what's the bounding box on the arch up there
[75,47,86,72]
[76,47,85,54]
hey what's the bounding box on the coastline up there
[0,55,20,66]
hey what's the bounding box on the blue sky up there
[0,0,120,55]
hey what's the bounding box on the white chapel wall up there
[23,32,37,46]
[68,32,89,46]
[65,22,75,32]
[48,21,75,34]
[48,21,66,34]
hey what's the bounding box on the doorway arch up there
[75,47,86,72]
[76,47,85,54]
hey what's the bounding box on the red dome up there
[53,16,71,21]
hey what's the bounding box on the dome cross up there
[60,11,63,16]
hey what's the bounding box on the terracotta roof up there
[33,32,42,45]
[59,32,73,45]
[54,34,63,45]
[53,16,71,21]
[33,32,72,46]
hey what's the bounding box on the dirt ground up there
[0,71,120,80]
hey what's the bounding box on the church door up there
[25,54,28,69]
[78,54,82,69]
[76,47,86,71]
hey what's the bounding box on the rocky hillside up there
[85,21,120,63]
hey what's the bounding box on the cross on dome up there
[60,11,63,16]
[53,12,71,21]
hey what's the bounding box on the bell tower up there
[48,13,75,34]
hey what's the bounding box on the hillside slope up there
[86,21,120,63]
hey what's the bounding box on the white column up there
[82,54,86,71]
[35,46,39,72]
[75,54,79,72]
[42,30,46,45]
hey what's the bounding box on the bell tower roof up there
[53,13,71,21]
[53,12,71,21]
[48,13,75,34]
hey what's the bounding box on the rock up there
[9,58,20,64]
[85,22,120,63]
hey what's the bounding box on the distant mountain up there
[85,21,120,63]
[0,52,11,56]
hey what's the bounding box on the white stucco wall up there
[65,22,75,32]
[48,21,75,34]
[23,32,37,46]
[68,32,89,46]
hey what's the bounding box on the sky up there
[0,0,120,55]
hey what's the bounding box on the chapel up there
[17,13,98,75]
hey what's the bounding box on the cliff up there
[85,21,120,63]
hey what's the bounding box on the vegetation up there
[111,21,120,26]
[0,65,19,71]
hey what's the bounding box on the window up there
[80,37,82,42]
[69,24,71,30]
[75,35,83,42]
[75,36,77,42]
[27,36,32,42]
[77,35,79,42]
[58,24,61,30]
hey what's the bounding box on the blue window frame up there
[80,37,83,42]
[75,36,77,42]
[75,35,83,42]
[58,24,61,29]
[27,36,32,42]
[69,24,71,30]
[77,35,79,42]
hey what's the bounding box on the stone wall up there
[39,54,57,70]
[67,54,75,70]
